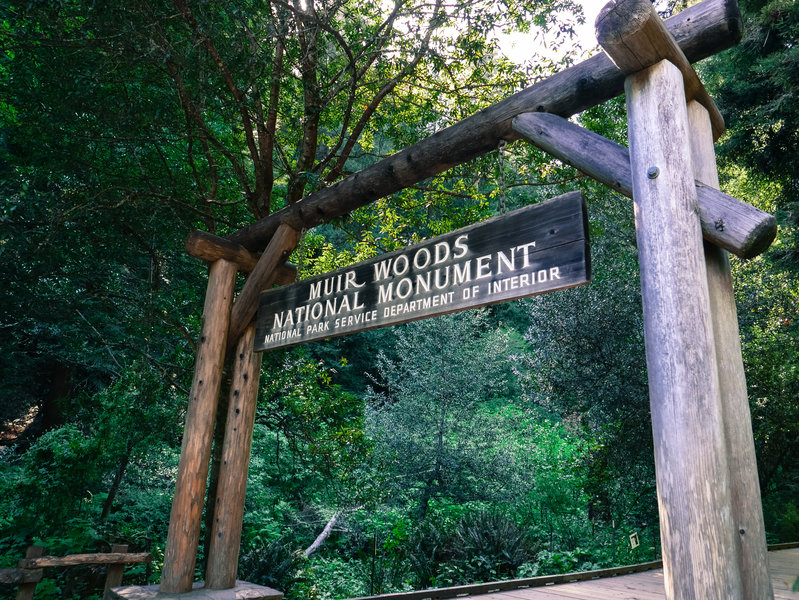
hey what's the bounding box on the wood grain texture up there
[625,60,741,599]
[226,0,741,253]
[511,112,776,258]
[227,223,301,348]
[14,546,43,600]
[346,562,664,600]
[0,569,41,585]
[205,324,263,589]
[160,259,238,594]
[595,0,725,140]
[688,100,774,600]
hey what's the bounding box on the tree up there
[515,168,657,534]
[707,0,799,266]
[366,311,518,518]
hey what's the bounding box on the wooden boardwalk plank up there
[430,548,798,600]
[772,548,799,600]
[497,549,796,600]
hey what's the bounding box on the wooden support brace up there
[687,101,774,600]
[227,223,301,349]
[205,324,263,589]
[625,58,742,600]
[512,112,777,258]
[596,0,726,140]
[185,230,298,283]
[161,258,238,594]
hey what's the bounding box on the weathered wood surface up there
[511,112,776,258]
[625,59,741,599]
[161,259,238,594]
[109,580,285,599]
[223,0,741,253]
[185,230,298,283]
[227,223,301,348]
[19,552,151,569]
[688,100,773,599]
[595,0,725,140]
[205,324,263,589]
[345,548,799,600]
[255,192,590,352]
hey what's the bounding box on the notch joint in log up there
[595,0,726,140]
[185,230,297,283]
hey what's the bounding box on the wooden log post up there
[103,544,128,600]
[597,0,748,595]
[624,57,742,600]
[687,100,774,599]
[161,258,238,594]
[511,112,777,259]
[205,324,263,589]
[15,546,43,600]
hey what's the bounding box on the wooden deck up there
[456,548,799,600]
[352,547,798,600]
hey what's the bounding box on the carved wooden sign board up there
[254,191,590,351]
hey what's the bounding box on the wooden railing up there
[0,544,152,600]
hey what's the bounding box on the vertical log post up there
[688,101,773,599]
[15,546,43,600]
[625,59,742,599]
[103,544,128,600]
[161,258,238,594]
[205,324,263,589]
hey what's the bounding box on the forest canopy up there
[0,0,797,598]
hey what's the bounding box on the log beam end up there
[595,0,726,140]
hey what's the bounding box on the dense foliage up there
[1,0,797,598]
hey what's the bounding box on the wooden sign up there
[254,191,590,351]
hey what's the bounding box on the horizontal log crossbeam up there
[206,0,741,255]
[185,230,298,281]
[512,112,776,258]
